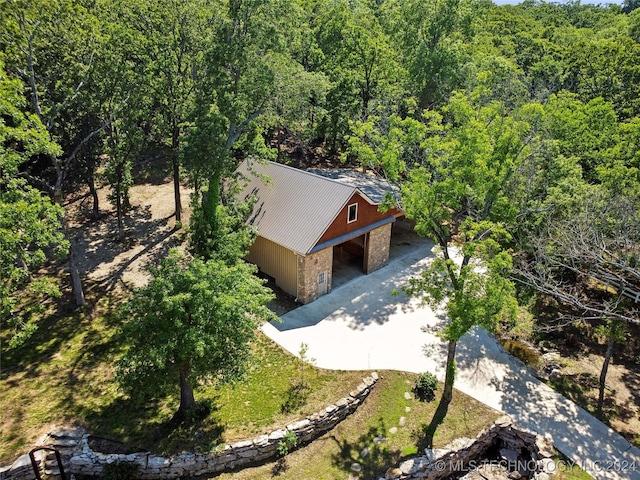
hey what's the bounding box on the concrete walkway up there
[261,242,640,480]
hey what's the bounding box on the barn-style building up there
[237,160,402,304]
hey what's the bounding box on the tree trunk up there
[442,340,457,404]
[69,236,85,307]
[177,360,197,419]
[88,174,99,220]
[597,324,616,414]
[57,192,86,307]
[172,127,182,223]
[173,155,182,224]
[115,163,124,241]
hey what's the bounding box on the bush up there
[277,431,298,457]
[413,372,438,402]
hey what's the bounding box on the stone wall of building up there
[365,223,392,274]
[0,374,378,480]
[297,247,333,304]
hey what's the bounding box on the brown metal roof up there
[237,160,357,255]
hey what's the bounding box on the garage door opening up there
[332,235,366,289]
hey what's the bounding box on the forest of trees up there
[1,0,639,416]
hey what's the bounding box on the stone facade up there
[296,247,333,304]
[383,416,556,480]
[0,374,378,480]
[365,222,392,274]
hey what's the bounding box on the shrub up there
[413,372,438,402]
[277,431,298,457]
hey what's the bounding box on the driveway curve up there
[261,242,640,480]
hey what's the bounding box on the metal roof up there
[307,168,399,204]
[237,160,357,255]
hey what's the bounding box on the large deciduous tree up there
[515,191,639,413]
[1,0,121,305]
[116,249,276,420]
[347,90,539,402]
[0,63,67,346]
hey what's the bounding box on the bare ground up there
[64,179,192,296]
[540,328,640,447]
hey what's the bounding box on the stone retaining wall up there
[0,373,378,480]
[384,416,556,480]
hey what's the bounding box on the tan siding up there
[247,236,298,297]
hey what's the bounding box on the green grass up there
[1,305,499,478]
[216,372,501,479]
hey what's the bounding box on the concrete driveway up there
[261,241,640,480]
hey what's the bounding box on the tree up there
[347,90,535,402]
[116,249,276,420]
[310,0,401,147]
[184,0,307,259]
[382,0,475,108]
[1,0,122,305]
[0,62,67,346]
[515,191,639,414]
[623,0,640,14]
[115,0,213,224]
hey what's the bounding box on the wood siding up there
[317,192,401,245]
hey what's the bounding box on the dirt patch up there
[64,178,192,295]
[538,325,640,447]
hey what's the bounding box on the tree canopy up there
[116,249,276,419]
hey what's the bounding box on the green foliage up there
[116,249,276,415]
[413,372,438,402]
[280,342,315,413]
[277,431,298,457]
[0,63,67,346]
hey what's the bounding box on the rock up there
[542,352,561,362]
[549,369,562,381]
[500,448,519,463]
[360,447,370,459]
[424,448,450,461]
[399,416,406,427]
[404,392,412,400]
[373,435,387,445]
[351,462,362,472]
[268,429,287,441]
[405,406,411,413]
[385,467,402,479]
[389,427,398,434]
[371,372,379,380]
[534,473,550,480]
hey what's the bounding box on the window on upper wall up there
[347,203,358,223]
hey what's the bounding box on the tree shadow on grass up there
[413,395,451,453]
[330,418,402,479]
[84,396,225,455]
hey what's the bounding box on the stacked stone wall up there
[0,374,378,480]
[384,416,556,480]
[365,223,392,274]
[297,247,332,304]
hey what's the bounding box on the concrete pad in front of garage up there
[261,241,640,480]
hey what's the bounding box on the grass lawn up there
[1,304,588,480]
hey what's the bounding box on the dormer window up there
[347,203,358,223]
